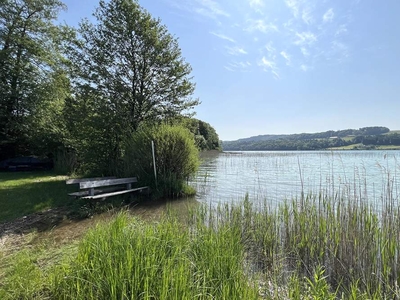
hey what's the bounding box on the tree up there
[180,117,220,150]
[0,0,69,159]
[67,0,199,174]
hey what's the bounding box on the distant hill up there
[222,127,400,151]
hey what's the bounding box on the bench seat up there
[66,176,149,200]
[81,186,149,200]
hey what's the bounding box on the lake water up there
[191,151,400,210]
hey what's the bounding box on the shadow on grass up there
[0,171,196,238]
[0,171,83,237]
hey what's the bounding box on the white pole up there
[151,140,157,188]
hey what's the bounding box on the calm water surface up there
[191,151,400,209]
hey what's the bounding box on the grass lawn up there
[0,171,75,223]
[328,144,400,150]
[375,145,400,150]
[327,143,363,150]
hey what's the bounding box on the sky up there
[59,0,400,141]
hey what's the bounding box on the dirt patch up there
[0,207,72,237]
[0,197,198,258]
[0,207,117,259]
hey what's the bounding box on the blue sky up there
[59,0,400,140]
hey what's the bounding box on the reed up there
[205,194,400,299]
[2,177,400,299]
[50,212,258,299]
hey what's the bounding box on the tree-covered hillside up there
[222,127,400,151]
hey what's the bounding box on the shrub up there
[122,124,199,198]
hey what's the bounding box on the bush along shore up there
[1,191,400,299]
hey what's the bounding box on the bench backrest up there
[79,177,137,189]
[66,176,116,185]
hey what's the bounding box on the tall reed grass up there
[197,194,400,299]
[2,192,400,299]
[50,212,258,299]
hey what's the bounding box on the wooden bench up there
[66,177,149,200]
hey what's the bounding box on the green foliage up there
[123,124,199,198]
[51,213,258,299]
[53,148,77,175]
[63,0,199,175]
[181,117,221,150]
[0,0,72,160]
[304,266,337,300]
[63,89,124,175]
[28,70,73,158]
[223,127,398,151]
[3,194,400,299]
[0,0,201,176]
[0,250,47,299]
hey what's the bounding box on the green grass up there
[341,136,355,142]
[0,171,145,223]
[328,143,400,150]
[2,193,400,299]
[375,145,400,150]
[0,230,80,300]
[2,168,400,299]
[327,143,363,150]
[0,171,75,222]
[1,212,259,299]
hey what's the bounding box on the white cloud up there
[194,0,230,19]
[225,46,248,55]
[165,0,229,21]
[259,57,280,78]
[265,41,275,54]
[323,8,334,23]
[300,64,309,72]
[272,71,280,79]
[249,0,264,8]
[260,57,274,69]
[166,0,355,76]
[302,7,313,25]
[285,0,300,18]
[280,51,291,65]
[224,61,252,72]
[231,61,252,68]
[335,24,348,36]
[294,31,317,45]
[300,47,310,57]
[246,19,279,33]
[210,32,235,43]
[331,40,349,60]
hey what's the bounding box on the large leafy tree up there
[0,0,69,159]
[68,0,199,173]
[181,117,221,150]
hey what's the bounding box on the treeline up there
[0,0,219,174]
[223,127,400,151]
[356,133,400,146]
[182,118,220,151]
[230,126,390,143]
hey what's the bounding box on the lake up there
[191,150,400,210]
